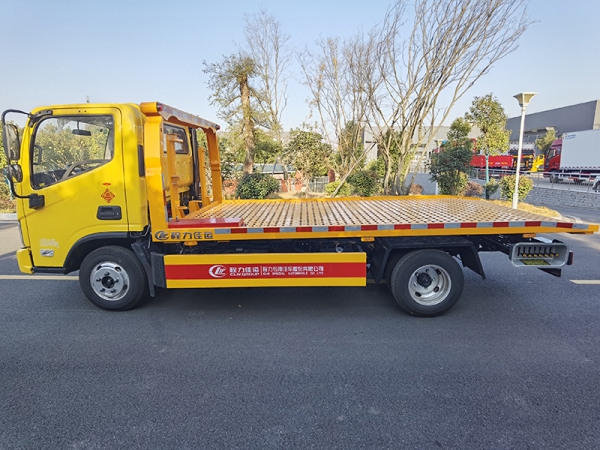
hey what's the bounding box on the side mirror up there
[2,123,21,161]
[9,164,23,182]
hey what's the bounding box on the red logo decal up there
[208,265,227,278]
[101,189,116,203]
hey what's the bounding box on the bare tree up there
[369,0,530,194]
[298,33,377,178]
[244,9,291,145]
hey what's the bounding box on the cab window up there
[31,115,114,189]
[163,124,189,154]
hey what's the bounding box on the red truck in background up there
[470,142,541,174]
[434,140,542,176]
[470,153,513,170]
[544,129,600,184]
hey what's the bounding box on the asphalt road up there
[1,213,599,449]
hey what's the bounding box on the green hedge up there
[347,170,379,197]
[325,181,351,197]
[235,173,280,199]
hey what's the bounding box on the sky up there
[2,0,600,129]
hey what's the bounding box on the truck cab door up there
[19,107,128,269]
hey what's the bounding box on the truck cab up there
[2,102,221,279]
[544,139,562,175]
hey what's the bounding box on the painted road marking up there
[570,280,600,285]
[0,275,78,280]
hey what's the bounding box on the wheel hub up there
[90,262,130,301]
[408,265,451,306]
[416,272,433,288]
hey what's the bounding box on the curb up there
[0,213,17,221]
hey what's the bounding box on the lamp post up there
[512,92,537,209]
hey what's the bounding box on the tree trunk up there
[240,76,255,174]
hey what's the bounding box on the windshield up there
[31,115,114,188]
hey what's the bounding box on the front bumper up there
[16,248,34,274]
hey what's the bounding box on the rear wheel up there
[79,246,148,311]
[389,250,464,317]
[385,252,404,292]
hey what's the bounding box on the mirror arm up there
[1,109,29,127]
[3,170,29,200]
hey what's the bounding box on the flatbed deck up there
[172,196,598,241]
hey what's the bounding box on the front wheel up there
[389,250,464,317]
[79,246,148,311]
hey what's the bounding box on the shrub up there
[366,158,385,181]
[325,180,351,197]
[499,174,534,202]
[235,173,280,199]
[484,179,499,199]
[437,172,469,196]
[409,184,424,195]
[463,181,484,197]
[428,142,472,195]
[348,170,378,197]
[0,180,16,212]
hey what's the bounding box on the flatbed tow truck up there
[2,102,598,316]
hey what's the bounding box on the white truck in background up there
[544,129,600,186]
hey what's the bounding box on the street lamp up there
[512,92,537,209]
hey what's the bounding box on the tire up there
[389,249,464,317]
[79,246,148,311]
[385,252,405,293]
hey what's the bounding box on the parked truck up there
[544,129,600,183]
[470,154,513,171]
[2,103,598,316]
[470,142,541,175]
[508,144,536,172]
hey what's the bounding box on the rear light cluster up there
[509,242,569,268]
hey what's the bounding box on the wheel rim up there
[90,262,130,302]
[408,264,451,306]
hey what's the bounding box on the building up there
[506,100,600,145]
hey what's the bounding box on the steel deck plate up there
[187,197,567,228]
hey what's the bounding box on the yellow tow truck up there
[2,102,598,316]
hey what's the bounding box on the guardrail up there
[470,168,600,193]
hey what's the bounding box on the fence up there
[469,168,600,193]
[306,176,330,193]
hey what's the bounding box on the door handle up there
[97,206,122,220]
[29,194,45,209]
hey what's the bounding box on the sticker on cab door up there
[100,182,115,203]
